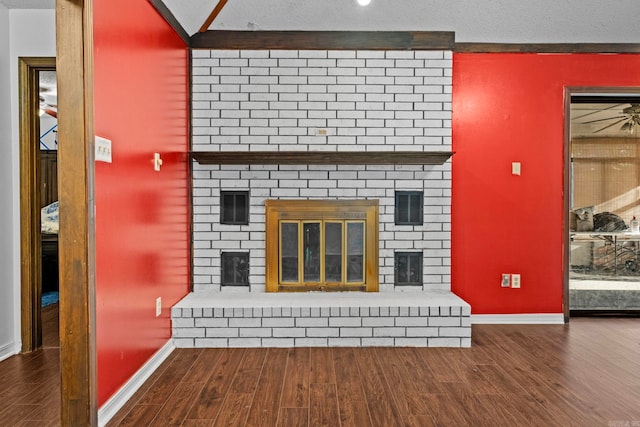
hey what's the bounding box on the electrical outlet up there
[501,273,511,287]
[511,274,521,288]
[156,297,162,317]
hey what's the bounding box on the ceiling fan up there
[39,94,57,118]
[39,72,57,119]
[578,103,640,134]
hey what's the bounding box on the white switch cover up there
[95,136,112,163]
[512,162,521,175]
[156,297,162,317]
[153,152,163,172]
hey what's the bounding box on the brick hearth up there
[172,291,471,348]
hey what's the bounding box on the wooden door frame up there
[563,86,640,322]
[19,57,55,352]
[56,0,98,424]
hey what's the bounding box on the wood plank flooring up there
[0,303,59,426]
[2,314,639,426]
[108,317,640,427]
[42,302,60,349]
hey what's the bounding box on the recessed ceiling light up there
[357,0,371,6]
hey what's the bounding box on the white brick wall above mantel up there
[192,49,452,153]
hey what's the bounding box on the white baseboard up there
[98,340,175,427]
[0,342,16,362]
[471,314,565,324]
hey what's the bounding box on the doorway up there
[566,89,640,316]
[19,57,57,352]
[39,69,60,349]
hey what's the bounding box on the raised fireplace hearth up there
[173,291,471,348]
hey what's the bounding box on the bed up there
[41,200,59,235]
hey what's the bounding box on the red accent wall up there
[452,53,640,314]
[93,0,190,405]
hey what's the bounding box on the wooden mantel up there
[191,31,455,51]
[191,151,453,165]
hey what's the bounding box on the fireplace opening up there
[265,200,379,292]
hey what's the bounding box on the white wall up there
[0,8,56,358]
[0,3,14,361]
[166,0,640,43]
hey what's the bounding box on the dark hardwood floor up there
[1,313,639,426]
[0,303,59,426]
[109,317,640,427]
[42,302,60,349]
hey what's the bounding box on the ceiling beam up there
[199,0,229,33]
[148,0,191,45]
[455,43,640,53]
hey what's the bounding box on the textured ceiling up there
[4,0,640,44]
[0,0,53,9]
[163,0,640,42]
[39,70,56,108]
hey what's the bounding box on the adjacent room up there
[569,95,640,313]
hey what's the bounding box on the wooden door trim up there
[563,87,571,323]
[19,57,56,352]
[56,0,98,424]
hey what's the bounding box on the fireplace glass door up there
[279,220,365,287]
[266,199,378,292]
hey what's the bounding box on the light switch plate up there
[153,152,163,171]
[95,136,112,163]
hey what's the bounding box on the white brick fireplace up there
[173,48,471,347]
